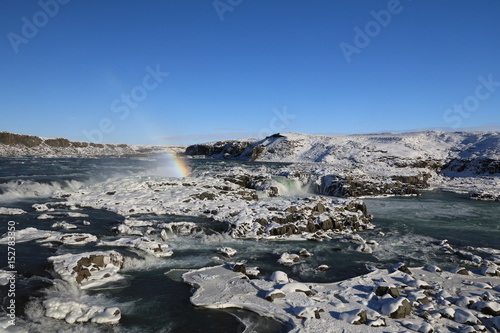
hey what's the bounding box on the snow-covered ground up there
[186,131,500,200]
[183,263,500,332]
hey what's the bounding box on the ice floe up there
[0,207,26,215]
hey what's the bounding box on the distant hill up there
[186,131,500,177]
[0,131,164,157]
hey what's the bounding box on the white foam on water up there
[271,176,311,197]
[23,278,133,332]
[368,231,441,264]
[121,254,172,272]
[0,179,84,201]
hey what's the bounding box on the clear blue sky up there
[1,0,499,145]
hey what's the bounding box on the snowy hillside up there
[186,131,499,171]
[186,131,500,200]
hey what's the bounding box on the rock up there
[403,321,434,333]
[407,279,431,290]
[295,307,324,319]
[340,309,367,325]
[316,265,329,271]
[190,192,217,201]
[270,271,289,283]
[480,265,499,276]
[375,285,400,298]
[299,248,313,257]
[439,307,455,319]
[265,289,286,302]
[49,251,124,289]
[269,186,279,197]
[368,317,386,327]
[381,297,412,319]
[390,262,412,275]
[356,244,373,254]
[277,253,300,266]
[456,296,477,308]
[423,265,442,273]
[453,308,481,325]
[217,247,237,257]
[245,267,260,277]
[471,301,500,316]
[315,203,326,214]
[450,267,470,275]
[231,263,246,274]
[280,282,313,296]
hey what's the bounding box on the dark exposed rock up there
[390,263,412,275]
[352,310,367,325]
[319,175,425,198]
[472,301,500,317]
[72,254,105,284]
[0,131,163,156]
[190,192,217,200]
[389,299,412,319]
[71,141,89,148]
[232,263,246,274]
[250,144,265,161]
[0,132,42,147]
[375,286,400,298]
[269,186,279,197]
[265,290,286,302]
[45,138,71,147]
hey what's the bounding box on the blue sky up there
[1,0,499,145]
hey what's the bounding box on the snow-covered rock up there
[43,298,121,324]
[48,251,125,289]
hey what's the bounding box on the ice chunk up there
[0,207,26,215]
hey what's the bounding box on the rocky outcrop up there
[318,174,427,197]
[0,131,43,147]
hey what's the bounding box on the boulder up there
[381,298,412,319]
[265,289,286,302]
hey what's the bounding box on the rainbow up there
[162,147,190,178]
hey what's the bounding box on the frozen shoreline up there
[183,263,500,332]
